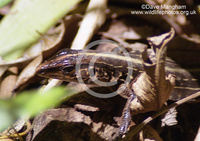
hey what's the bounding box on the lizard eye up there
[61,66,75,75]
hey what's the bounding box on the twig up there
[123,91,200,140]
[0,121,31,140]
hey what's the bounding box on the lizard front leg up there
[119,93,135,136]
[117,83,136,136]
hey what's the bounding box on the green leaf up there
[0,0,80,61]
[0,87,74,132]
[0,100,16,132]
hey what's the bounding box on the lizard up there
[36,28,200,136]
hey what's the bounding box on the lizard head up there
[36,49,87,82]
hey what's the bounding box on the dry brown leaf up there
[130,28,176,114]
[41,14,82,59]
[2,15,82,93]
[39,14,82,91]
[30,108,92,141]
[0,56,34,68]
[0,67,18,99]
[0,66,8,78]
[13,55,43,93]
[28,108,119,141]
[0,15,82,68]
[74,104,100,112]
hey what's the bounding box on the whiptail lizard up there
[36,29,200,136]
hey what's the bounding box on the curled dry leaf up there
[42,14,82,59]
[130,28,176,114]
[0,6,82,97]
[10,15,82,93]
[39,14,83,90]
[13,55,43,93]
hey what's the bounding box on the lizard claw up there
[118,94,135,137]
[119,110,131,137]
